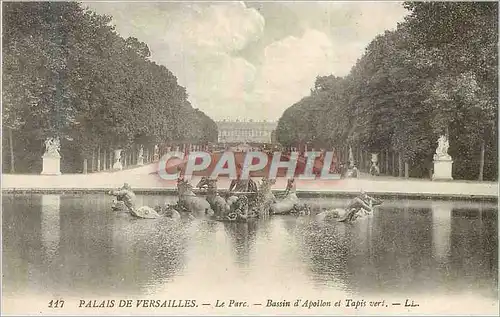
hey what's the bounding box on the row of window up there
[219,129,271,137]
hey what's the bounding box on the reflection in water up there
[431,201,452,263]
[223,221,258,266]
[41,195,61,261]
[109,214,190,296]
[300,219,351,292]
[2,194,498,305]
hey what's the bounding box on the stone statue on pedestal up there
[432,135,453,180]
[113,149,123,170]
[153,144,160,161]
[370,153,380,176]
[434,135,451,160]
[44,138,61,158]
[137,146,144,166]
[41,137,61,175]
[348,146,354,168]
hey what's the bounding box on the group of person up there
[338,162,359,179]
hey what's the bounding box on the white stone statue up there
[434,135,451,160]
[41,137,62,175]
[44,138,61,158]
[348,146,354,167]
[113,149,123,170]
[370,153,379,176]
[137,145,144,166]
[432,135,453,180]
[153,144,160,161]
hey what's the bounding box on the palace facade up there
[216,119,277,144]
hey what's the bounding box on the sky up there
[84,1,409,121]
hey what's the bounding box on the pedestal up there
[113,149,123,170]
[41,155,61,175]
[432,159,453,180]
[137,156,144,166]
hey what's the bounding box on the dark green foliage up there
[2,2,217,173]
[276,2,497,180]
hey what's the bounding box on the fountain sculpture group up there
[108,177,382,224]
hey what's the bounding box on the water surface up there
[2,193,497,314]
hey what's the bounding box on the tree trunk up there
[404,161,409,179]
[123,150,127,168]
[110,150,113,169]
[9,127,15,173]
[91,149,95,172]
[392,151,395,176]
[385,149,389,175]
[83,158,88,174]
[357,148,360,168]
[479,139,485,181]
[365,150,369,171]
[360,149,364,171]
[398,152,403,177]
[103,149,107,170]
[380,151,384,174]
[130,145,135,165]
[97,146,101,171]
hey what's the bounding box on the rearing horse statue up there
[270,178,300,215]
[250,177,277,217]
[177,178,214,217]
[196,176,230,218]
[229,177,258,193]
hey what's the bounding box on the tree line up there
[276,2,498,180]
[2,2,218,173]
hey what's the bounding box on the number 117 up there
[48,300,64,308]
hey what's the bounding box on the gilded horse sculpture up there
[176,178,214,217]
[251,177,277,217]
[270,178,299,215]
[197,176,258,222]
[270,178,310,216]
[196,176,231,218]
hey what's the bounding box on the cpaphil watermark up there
[157,150,341,180]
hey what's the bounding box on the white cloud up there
[250,29,337,120]
[164,2,264,54]
[85,2,408,121]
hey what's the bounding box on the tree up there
[276,2,497,180]
[404,1,498,180]
[2,2,218,173]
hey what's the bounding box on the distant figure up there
[351,165,359,178]
[340,163,347,179]
[370,163,380,176]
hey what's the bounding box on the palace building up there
[216,119,277,144]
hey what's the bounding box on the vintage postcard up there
[2,0,498,316]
